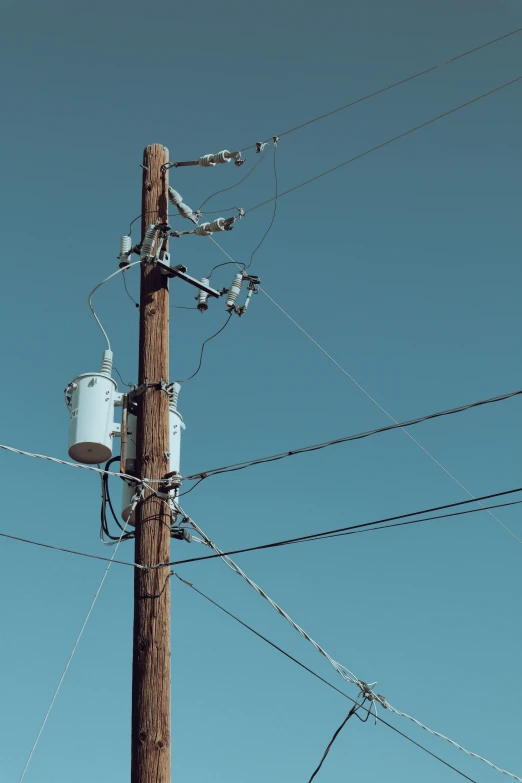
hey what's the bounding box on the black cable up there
[184,388,522,481]
[177,313,233,384]
[177,477,207,498]
[239,27,522,152]
[247,143,278,269]
[167,488,522,566]
[113,367,134,389]
[170,305,199,310]
[307,704,361,782]
[198,151,268,211]
[177,578,478,783]
[122,270,139,309]
[101,456,135,543]
[245,76,522,215]
[206,260,246,280]
[142,570,173,599]
[0,530,136,568]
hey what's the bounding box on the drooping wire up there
[122,269,139,309]
[176,313,233,384]
[246,142,278,269]
[239,26,522,152]
[197,149,268,211]
[176,575,478,783]
[88,259,141,350]
[113,366,134,389]
[166,489,522,567]
[245,75,522,215]
[307,702,362,783]
[100,456,135,544]
[206,260,246,280]
[183,388,522,481]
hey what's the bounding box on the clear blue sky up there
[1,0,521,781]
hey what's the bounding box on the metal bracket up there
[129,379,171,402]
[157,261,223,298]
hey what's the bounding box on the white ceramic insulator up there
[169,382,181,410]
[168,187,182,206]
[140,224,157,259]
[68,371,117,465]
[226,273,243,309]
[213,150,231,164]
[197,279,210,310]
[100,349,113,377]
[199,154,216,167]
[240,287,254,314]
[208,218,226,233]
[119,235,132,261]
[194,223,212,236]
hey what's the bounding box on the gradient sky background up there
[1,0,521,781]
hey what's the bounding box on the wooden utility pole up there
[132,144,171,783]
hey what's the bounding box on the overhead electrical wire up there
[244,75,522,215]
[176,313,233,384]
[0,529,138,568]
[166,488,522,567]
[176,574,478,783]
[239,26,522,152]
[17,508,138,783]
[307,703,364,783]
[246,143,279,269]
[204,239,522,545]
[88,259,141,350]
[183,388,522,481]
[197,149,268,212]
[177,513,522,783]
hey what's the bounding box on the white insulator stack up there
[140,224,158,260]
[118,235,132,267]
[194,218,226,236]
[168,187,198,225]
[226,273,243,310]
[67,352,118,465]
[197,279,210,311]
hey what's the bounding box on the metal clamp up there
[129,379,171,403]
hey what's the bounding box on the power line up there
[175,574,478,782]
[18,515,136,782]
[178,514,522,783]
[246,142,279,269]
[168,489,522,566]
[240,27,522,152]
[176,313,233,384]
[0,530,138,568]
[205,240,522,547]
[245,75,522,214]
[183,388,522,481]
[88,260,141,351]
[198,149,268,211]
[307,703,363,782]
[258,291,522,546]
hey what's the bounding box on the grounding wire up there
[88,259,141,350]
[183,388,522,481]
[17,500,139,783]
[177,575,478,783]
[240,26,522,152]
[122,269,139,309]
[166,490,522,567]
[178,513,522,782]
[244,75,522,215]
